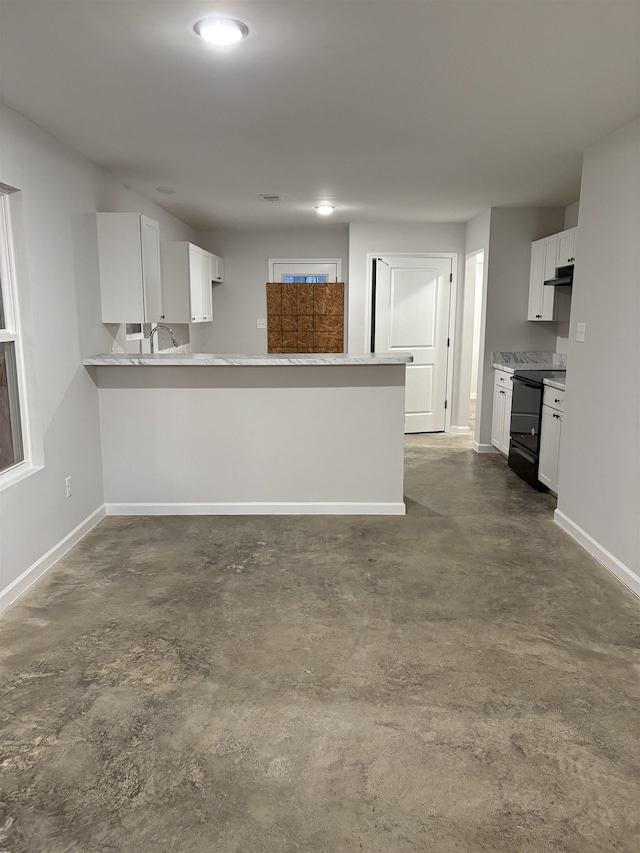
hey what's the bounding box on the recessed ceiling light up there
[315,205,336,216]
[194,17,249,46]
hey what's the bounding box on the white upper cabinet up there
[97,213,163,324]
[210,254,224,283]
[527,227,576,322]
[162,242,214,323]
[556,228,576,266]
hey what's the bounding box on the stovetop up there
[514,368,567,384]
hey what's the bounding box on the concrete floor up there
[1,433,639,852]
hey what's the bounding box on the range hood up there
[544,264,573,287]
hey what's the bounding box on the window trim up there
[268,258,342,282]
[0,189,37,488]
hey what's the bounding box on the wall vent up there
[259,194,281,203]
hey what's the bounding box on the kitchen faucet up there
[149,324,179,353]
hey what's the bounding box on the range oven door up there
[507,375,547,490]
[509,376,543,456]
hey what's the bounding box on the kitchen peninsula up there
[84,353,412,515]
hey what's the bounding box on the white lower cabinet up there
[538,386,565,493]
[491,369,513,455]
[162,242,214,323]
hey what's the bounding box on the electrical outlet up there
[576,322,586,342]
[256,319,267,329]
[65,476,72,498]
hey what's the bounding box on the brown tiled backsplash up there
[266,282,282,316]
[266,282,345,353]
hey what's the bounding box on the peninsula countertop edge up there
[84,352,414,367]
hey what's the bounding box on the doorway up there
[372,255,453,433]
[465,250,485,436]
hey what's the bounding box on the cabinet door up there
[540,235,558,320]
[491,385,505,451]
[97,212,145,323]
[188,245,204,322]
[553,413,563,493]
[556,228,576,266]
[538,404,560,491]
[528,239,545,320]
[528,235,558,321]
[140,216,163,322]
[211,254,224,283]
[200,252,213,322]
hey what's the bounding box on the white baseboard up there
[105,501,406,516]
[0,504,107,614]
[448,425,471,435]
[472,442,497,453]
[554,509,640,599]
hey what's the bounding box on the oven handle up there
[513,376,541,389]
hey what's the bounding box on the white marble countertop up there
[492,351,567,374]
[84,352,414,367]
[543,376,566,391]
[492,362,563,374]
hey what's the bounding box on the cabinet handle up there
[536,314,542,319]
[554,398,561,403]
[568,257,575,262]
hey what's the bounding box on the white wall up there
[347,221,468,427]
[564,201,580,229]
[469,253,485,398]
[556,118,639,589]
[474,207,565,448]
[94,363,407,513]
[0,103,197,609]
[191,228,349,353]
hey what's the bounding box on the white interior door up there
[374,256,452,433]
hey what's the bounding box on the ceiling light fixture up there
[194,17,249,46]
[315,205,335,216]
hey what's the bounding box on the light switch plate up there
[257,319,267,329]
[576,322,586,342]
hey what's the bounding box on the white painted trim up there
[0,504,107,614]
[472,441,497,453]
[268,258,343,282]
[470,392,477,400]
[448,425,471,435]
[106,501,406,516]
[554,509,640,599]
[0,460,44,493]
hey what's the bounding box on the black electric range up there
[507,369,566,489]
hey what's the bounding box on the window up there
[268,259,342,283]
[0,190,25,476]
[282,275,328,284]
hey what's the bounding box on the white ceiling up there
[1,1,638,230]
